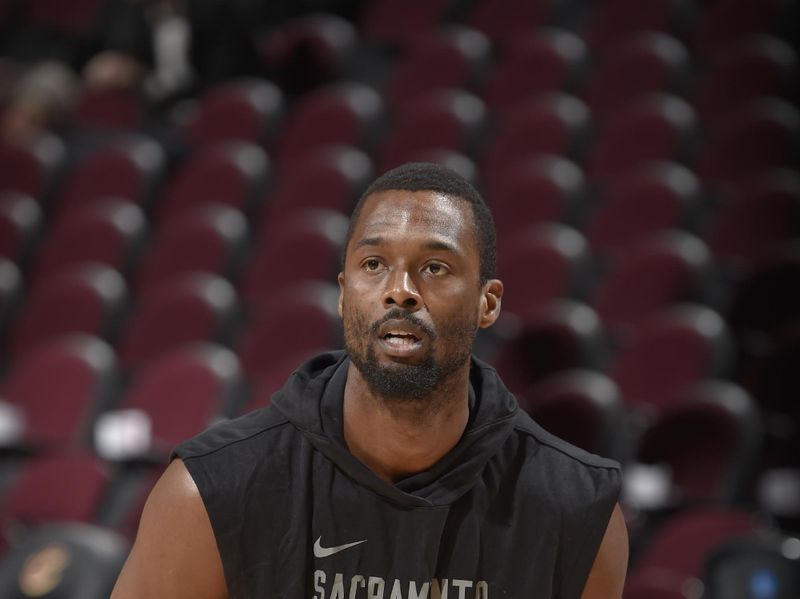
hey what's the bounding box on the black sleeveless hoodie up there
[174,351,621,599]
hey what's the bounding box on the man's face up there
[338,190,501,401]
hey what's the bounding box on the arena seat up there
[0,522,128,599]
[259,144,372,226]
[377,88,486,172]
[384,26,490,108]
[0,258,21,348]
[8,265,127,359]
[0,134,65,200]
[696,97,800,186]
[585,162,702,258]
[692,35,798,126]
[492,299,607,393]
[0,192,42,266]
[258,13,357,95]
[486,155,585,236]
[707,169,800,268]
[181,78,284,148]
[519,369,626,460]
[53,135,165,216]
[273,82,383,165]
[635,380,762,503]
[73,87,146,132]
[480,93,590,183]
[0,453,111,551]
[463,0,564,48]
[690,0,792,57]
[583,0,688,49]
[240,208,348,303]
[358,0,453,48]
[581,32,690,121]
[609,304,735,412]
[497,223,592,317]
[482,28,587,110]
[589,230,717,331]
[135,203,248,293]
[117,273,238,370]
[586,93,696,182]
[29,200,146,283]
[0,335,117,449]
[107,343,242,458]
[156,141,269,221]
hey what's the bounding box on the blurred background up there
[0,0,799,597]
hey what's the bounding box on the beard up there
[343,306,477,403]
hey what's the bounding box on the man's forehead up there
[354,190,473,234]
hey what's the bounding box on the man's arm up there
[581,503,629,599]
[110,459,228,599]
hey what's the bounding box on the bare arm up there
[581,503,629,599]
[110,459,228,599]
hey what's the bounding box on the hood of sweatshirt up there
[270,350,519,509]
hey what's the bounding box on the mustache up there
[369,308,436,339]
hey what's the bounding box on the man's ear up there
[337,272,345,319]
[478,279,503,328]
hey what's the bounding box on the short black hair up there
[343,162,497,284]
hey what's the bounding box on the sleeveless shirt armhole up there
[560,465,622,599]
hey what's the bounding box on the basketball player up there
[111,163,628,598]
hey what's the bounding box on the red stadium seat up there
[30,200,146,283]
[696,97,800,186]
[112,343,242,456]
[384,26,490,108]
[486,155,585,236]
[690,0,791,58]
[54,135,165,216]
[258,14,357,94]
[585,162,702,257]
[73,87,146,132]
[464,0,562,48]
[0,192,42,265]
[274,82,383,165]
[583,0,688,50]
[117,273,238,370]
[377,89,486,172]
[181,78,283,148]
[635,380,762,504]
[609,304,734,411]
[157,141,269,221]
[0,134,65,200]
[707,169,800,268]
[9,265,127,358]
[497,224,592,317]
[19,0,103,36]
[581,32,690,121]
[492,299,606,393]
[260,145,372,226]
[240,209,348,303]
[359,0,453,48]
[480,93,589,184]
[519,369,626,459]
[482,28,587,110]
[586,94,696,182]
[236,280,341,379]
[590,230,716,330]
[135,203,248,293]
[0,335,117,448]
[692,35,798,127]
[0,258,21,346]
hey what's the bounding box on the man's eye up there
[425,263,445,275]
[364,259,381,271]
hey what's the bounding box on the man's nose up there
[382,270,421,310]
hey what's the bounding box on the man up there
[111,162,627,598]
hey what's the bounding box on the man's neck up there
[342,363,471,483]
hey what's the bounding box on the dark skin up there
[111,190,628,598]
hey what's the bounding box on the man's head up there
[338,162,503,405]
[344,162,497,285]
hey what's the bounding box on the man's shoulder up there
[511,408,621,474]
[172,406,292,462]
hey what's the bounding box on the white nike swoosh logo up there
[313,536,367,558]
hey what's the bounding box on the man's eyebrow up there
[354,236,384,249]
[354,236,461,254]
